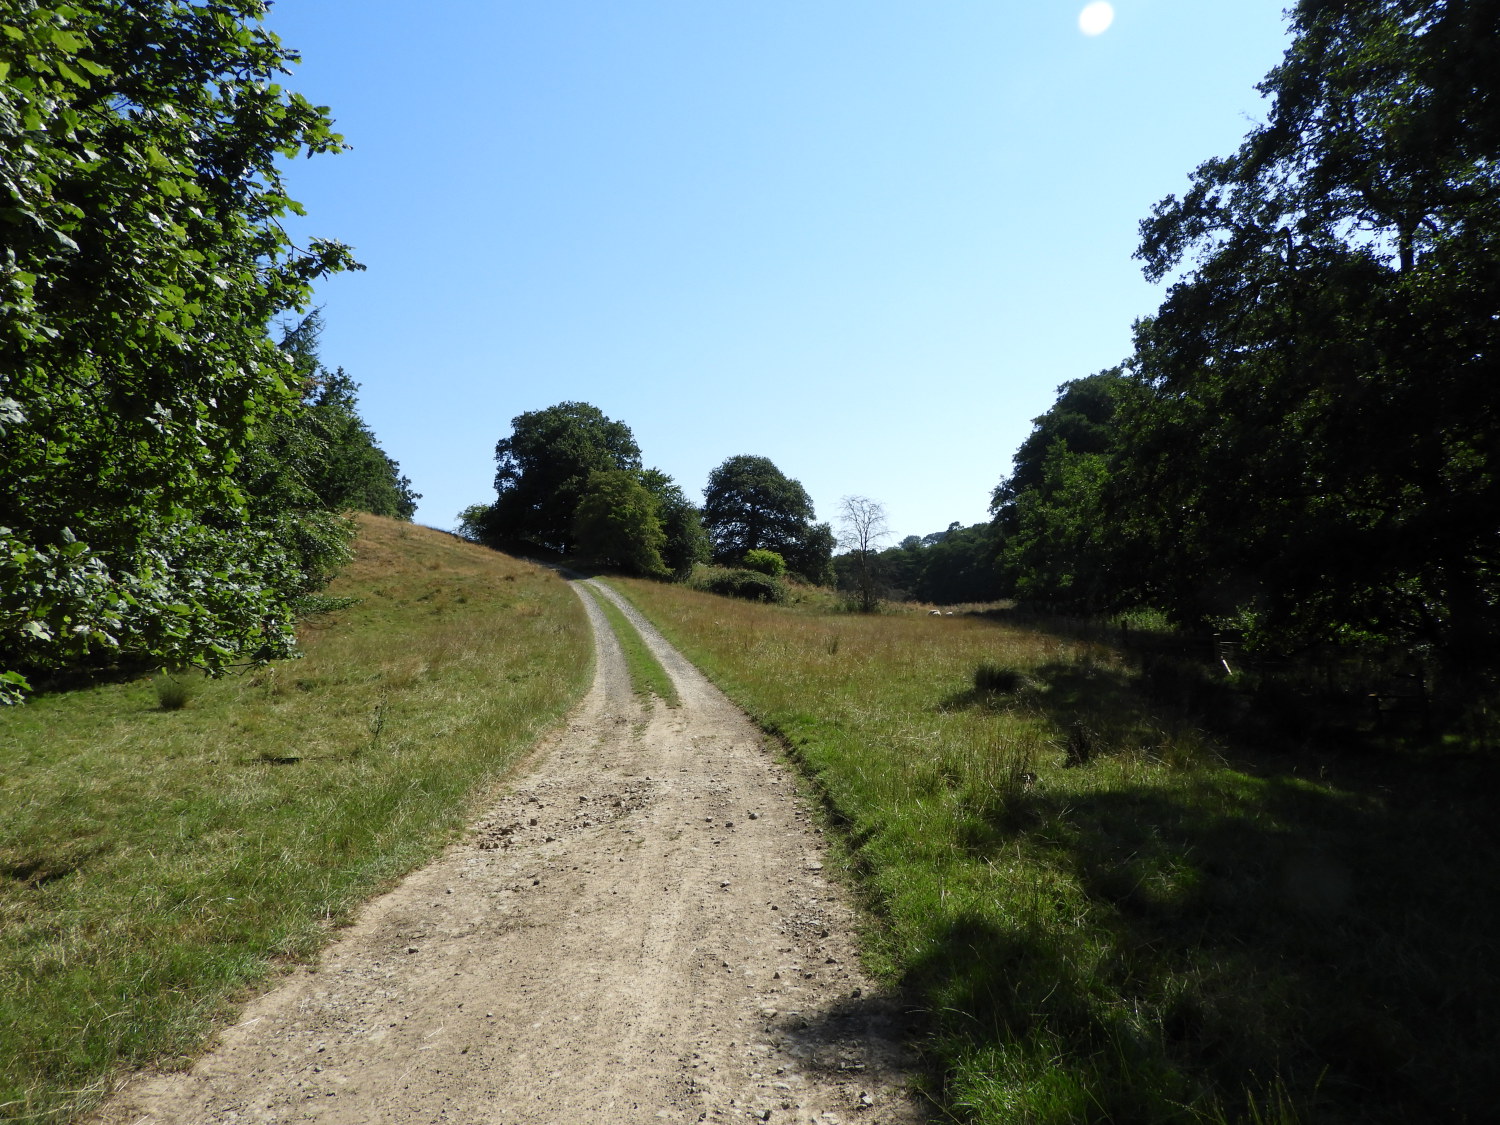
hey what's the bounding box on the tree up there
[641,468,710,579]
[487,402,642,553]
[837,496,890,612]
[1117,0,1500,670]
[990,369,1138,612]
[784,521,836,587]
[239,312,420,523]
[702,455,817,566]
[1,0,359,702]
[572,470,667,576]
[909,523,1003,605]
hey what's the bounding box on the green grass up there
[581,581,679,708]
[610,576,1500,1125]
[0,515,593,1125]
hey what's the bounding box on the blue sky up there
[264,1,1292,543]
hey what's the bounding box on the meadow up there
[608,577,1500,1124]
[0,516,592,1124]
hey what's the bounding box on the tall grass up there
[609,577,1500,1124]
[0,515,592,1124]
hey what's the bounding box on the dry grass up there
[0,515,592,1125]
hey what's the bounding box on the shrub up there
[696,567,788,604]
[741,549,787,578]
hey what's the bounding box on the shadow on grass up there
[904,708,1500,1123]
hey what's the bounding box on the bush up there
[694,567,788,604]
[741,549,786,578]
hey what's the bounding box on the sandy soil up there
[89,579,925,1125]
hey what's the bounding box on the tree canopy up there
[571,469,667,576]
[240,312,419,523]
[488,402,642,554]
[702,455,831,580]
[1122,0,1500,668]
[994,0,1500,683]
[1,0,360,702]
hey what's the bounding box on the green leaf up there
[56,60,88,87]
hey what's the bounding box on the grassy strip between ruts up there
[0,515,593,1125]
[608,576,1500,1125]
[580,581,679,709]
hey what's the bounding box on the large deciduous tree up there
[991,369,1138,612]
[487,402,642,553]
[1,0,359,702]
[572,469,667,576]
[702,455,831,581]
[640,468,710,579]
[1067,0,1500,683]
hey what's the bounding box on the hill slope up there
[0,515,592,1124]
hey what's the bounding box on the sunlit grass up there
[611,576,1499,1125]
[0,515,592,1125]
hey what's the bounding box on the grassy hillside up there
[608,577,1500,1125]
[0,515,592,1124]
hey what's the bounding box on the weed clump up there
[152,672,195,711]
[974,662,1025,695]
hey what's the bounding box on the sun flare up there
[1078,2,1115,36]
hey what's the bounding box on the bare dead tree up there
[838,495,890,613]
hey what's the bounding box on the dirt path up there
[90,578,924,1125]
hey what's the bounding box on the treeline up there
[991,0,1499,705]
[1,2,414,703]
[459,401,835,591]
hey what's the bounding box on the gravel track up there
[89,578,924,1125]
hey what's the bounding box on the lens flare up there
[1079,2,1115,36]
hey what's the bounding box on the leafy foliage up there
[1120,0,1500,672]
[0,0,361,701]
[641,468,711,579]
[246,312,420,522]
[996,1,1500,691]
[692,567,789,604]
[740,549,786,578]
[702,454,833,582]
[991,369,1137,613]
[486,402,642,553]
[572,469,668,576]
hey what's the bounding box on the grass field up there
[607,578,1500,1125]
[0,516,592,1125]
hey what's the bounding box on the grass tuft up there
[151,671,196,711]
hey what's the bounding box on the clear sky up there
[263,1,1293,543]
